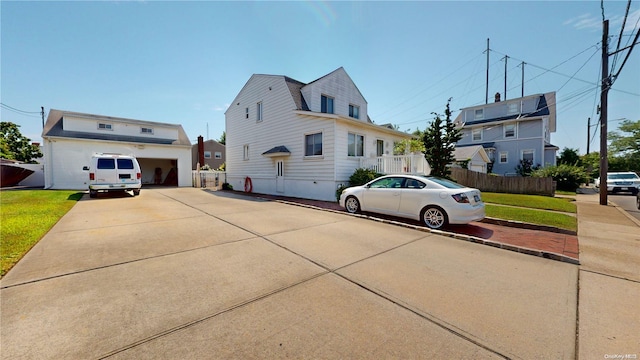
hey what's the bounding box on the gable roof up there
[43,109,191,146]
[302,67,367,103]
[284,76,310,111]
[453,145,490,163]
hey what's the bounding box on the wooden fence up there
[450,168,555,196]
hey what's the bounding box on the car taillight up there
[137,172,141,179]
[451,193,469,203]
[89,173,95,180]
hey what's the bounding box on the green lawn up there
[485,204,577,232]
[0,190,82,277]
[481,192,576,213]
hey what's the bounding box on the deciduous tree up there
[0,122,42,163]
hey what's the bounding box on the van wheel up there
[89,190,97,198]
[133,189,140,196]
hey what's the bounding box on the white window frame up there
[245,107,249,119]
[304,132,323,157]
[521,149,535,163]
[214,152,222,159]
[504,123,516,138]
[472,128,482,141]
[141,127,154,135]
[499,151,508,164]
[204,151,212,159]
[321,95,334,114]
[98,123,113,130]
[349,104,360,119]
[474,109,484,120]
[348,132,364,157]
[376,139,384,156]
[243,145,250,160]
[256,102,263,122]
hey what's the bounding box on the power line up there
[0,103,42,118]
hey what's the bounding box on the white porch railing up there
[192,170,226,189]
[359,153,431,175]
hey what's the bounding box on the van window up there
[117,159,135,170]
[97,158,115,169]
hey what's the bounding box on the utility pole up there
[599,20,609,206]
[520,62,525,97]
[587,117,591,154]
[503,55,509,100]
[41,106,45,129]
[485,38,490,104]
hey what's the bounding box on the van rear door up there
[95,158,117,185]
[116,158,139,185]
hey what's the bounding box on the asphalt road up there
[610,193,640,220]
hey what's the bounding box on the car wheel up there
[421,206,448,230]
[133,189,140,196]
[637,196,640,210]
[89,190,97,198]
[345,196,361,214]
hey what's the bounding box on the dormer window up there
[474,109,484,120]
[321,95,334,114]
[349,104,360,119]
[507,102,519,114]
[141,127,154,134]
[98,123,112,130]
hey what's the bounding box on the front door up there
[276,160,284,193]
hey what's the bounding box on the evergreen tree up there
[421,100,462,179]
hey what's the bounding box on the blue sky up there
[2,1,639,155]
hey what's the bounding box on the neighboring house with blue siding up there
[225,67,417,201]
[454,92,558,175]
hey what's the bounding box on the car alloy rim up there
[424,209,444,228]
[346,198,358,213]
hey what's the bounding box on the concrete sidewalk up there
[575,193,640,359]
[1,187,636,359]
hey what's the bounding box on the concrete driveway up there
[1,188,578,359]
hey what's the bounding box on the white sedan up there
[339,174,485,229]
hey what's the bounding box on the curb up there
[264,197,580,266]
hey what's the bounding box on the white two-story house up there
[454,92,558,175]
[225,67,421,201]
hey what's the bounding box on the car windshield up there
[609,173,639,180]
[423,176,466,189]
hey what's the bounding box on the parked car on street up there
[339,174,485,229]
[594,172,640,195]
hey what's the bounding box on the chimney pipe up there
[197,136,205,167]
[495,92,501,102]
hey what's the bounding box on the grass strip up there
[485,204,577,232]
[1,190,82,277]
[482,192,576,213]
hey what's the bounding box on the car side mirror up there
[82,166,90,171]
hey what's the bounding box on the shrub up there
[336,184,348,202]
[532,164,587,192]
[222,182,233,190]
[349,168,382,186]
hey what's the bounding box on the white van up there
[86,153,141,198]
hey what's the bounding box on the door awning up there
[262,146,291,158]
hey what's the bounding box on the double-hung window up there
[348,133,364,157]
[504,123,516,138]
[499,151,508,164]
[321,95,334,114]
[474,109,484,120]
[204,151,212,159]
[305,132,323,156]
[521,149,534,163]
[472,128,482,141]
[349,104,360,119]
